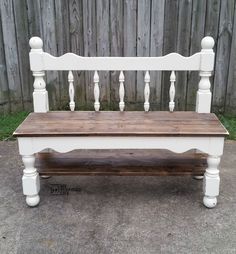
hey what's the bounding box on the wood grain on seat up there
[36,150,206,176]
[13,111,228,137]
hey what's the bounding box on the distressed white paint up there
[169,71,176,112]
[22,155,40,206]
[19,36,225,208]
[94,71,100,111]
[29,37,49,113]
[18,136,225,156]
[29,36,214,72]
[119,71,125,111]
[68,71,75,111]
[203,155,221,208]
[196,37,215,113]
[144,71,150,111]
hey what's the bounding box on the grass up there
[0,111,235,141]
[218,114,236,140]
[0,111,29,141]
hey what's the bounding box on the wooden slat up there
[69,0,85,108]
[26,0,42,37]
[55,0,70,108]
[136,0,151,102]
[149,0,165,110]
[96,0,110,106]
[225,2,236,114]
[186,0,207,110]
[123,0,136,105]
[36,150,206,176]
[13,111,228,137]
[110,0,123,108]
[83,0,97,106]
[0,0,23,112]
[176,0,192,111]
[213,0,235,113]
[0,7,10,113]
[13,0,32,111]
[41,0,60,110]
[161,0,178,110]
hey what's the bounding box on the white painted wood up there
[144,71,150,111]
[22,155,40,207]
[119,71,125,111]
[93,71,100,111]
[68,70,75,111]
[196,37,215,113]
[18,136,225,157]
[29,37,49,113]
[203,155,221,208]
[169,71,176,112]
[30,52,204,71]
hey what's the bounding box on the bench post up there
[29,37,49,112]
[196,37,215,113]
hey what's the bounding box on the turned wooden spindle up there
[94,71,100,111]
[29,37,49,112]
[144,71,150,112]
[119,71,125,111]
[169,71,176,112]
[68,71,75,111]
[196,36,215,113]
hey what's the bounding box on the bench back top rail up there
[29,36,215,114]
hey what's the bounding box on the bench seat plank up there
[13,111,228,137]
[36,150,206,176]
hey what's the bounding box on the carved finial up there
[29,37,43,51]
[201,36,214,50]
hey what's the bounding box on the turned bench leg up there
[203,155,221,208]
[22,155,40,207]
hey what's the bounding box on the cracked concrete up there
[0,141,235,254]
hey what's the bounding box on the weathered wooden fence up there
[0,0,236,114]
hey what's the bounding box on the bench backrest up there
[29,36,215,113]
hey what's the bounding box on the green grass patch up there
[218,114,236,140]
[0,112,29,141]
[0,111,235,141]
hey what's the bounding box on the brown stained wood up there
[13,111,228,137]
[36,150,206,176]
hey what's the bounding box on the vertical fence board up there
[96,0,110,107]
[0,8,9,113]
[161,0,179,110]
[225,3,236,114]
[136,0,151,104]
[26,0,42,37]
[186,0,206,110]
[0,1,236,115]
[150,0,165,110]
[213,0,235,113]
[13,0,32,111]
[83,0,97,108]
[55,0,70,109]
[175,0,192,111]
[124,0,136,106]
[110,0,123,109]
[0,0,23,112]
[41,0,60,110]
[69,0,85,109]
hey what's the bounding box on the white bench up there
[13,36,228,208]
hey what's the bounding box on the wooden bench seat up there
[13,36,228,208]
[14,111,227,137]
[36,150,206,176]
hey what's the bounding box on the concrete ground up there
[0,141,235,254]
